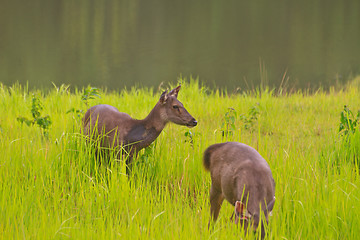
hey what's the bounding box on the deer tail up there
[203,143,224,171]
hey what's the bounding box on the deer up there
[203,142,275,238]
[83,85,197,170]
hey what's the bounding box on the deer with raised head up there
[203,142,275,238]
[83,85,197,169]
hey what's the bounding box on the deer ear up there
[168,85,181,97]
[234,201,244,224]
[159,90,168,104]
[266,197,275,213]
[234,201,252,224]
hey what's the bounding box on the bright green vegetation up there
[1,78,360,239]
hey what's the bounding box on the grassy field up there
[1,78,360,239]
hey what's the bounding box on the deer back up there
[83,104,134,148]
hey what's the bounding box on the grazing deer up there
[83,85,197,169]
[203,142,275,238]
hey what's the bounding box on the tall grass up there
[1,77,360,239]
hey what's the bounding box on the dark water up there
[1,1,359,91]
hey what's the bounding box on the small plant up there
[221,108,237,139]
[66,107,84,119]
[67,86,101,119]
[184,130,198,148]
[81,86,101,107]
[240,103,260,131]
[339,105,360,136]
[17,94,52,138]
[328,105,360,172]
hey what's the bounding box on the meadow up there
[1,78,360,239]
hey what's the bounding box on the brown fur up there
[203,142,275,237]
[83,86,197,167]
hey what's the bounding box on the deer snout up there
[187,118,197,127]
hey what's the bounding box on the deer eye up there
[172,105,179,109]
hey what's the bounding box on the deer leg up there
[209,185,224,222]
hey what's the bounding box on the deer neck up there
[126,103,167,150]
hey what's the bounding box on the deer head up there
[158,85,197,127]
[234,197,275,237]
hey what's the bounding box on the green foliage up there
[81,86,101,106]
[339,105,360,136]
[184,130,199,148]
[240,103,260,131]
[66,107,84,119]
[220,104,260,140]
[328,105,360,172]
[67,86,101,120]
[17,94,52,138]
[221,108,237,140]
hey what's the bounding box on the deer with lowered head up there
[83,85,197,169]
[203,142,275,238]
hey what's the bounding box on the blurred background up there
[0,0,359,91]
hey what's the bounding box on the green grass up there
[1,77,360,239]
